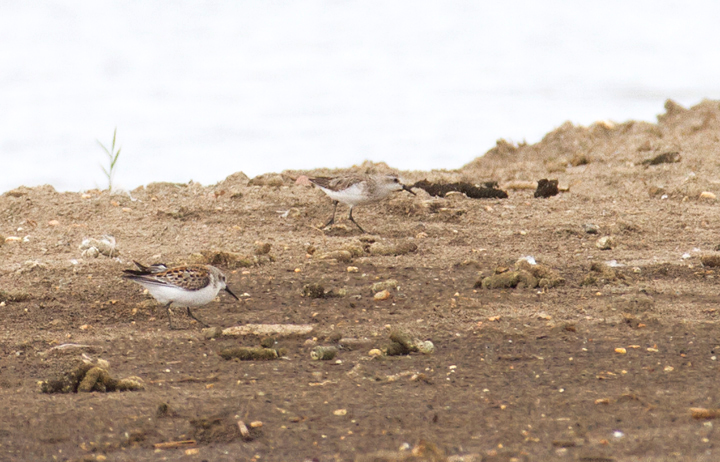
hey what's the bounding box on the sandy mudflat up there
[2,99,720,461]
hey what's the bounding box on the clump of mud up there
[40,360,144,393]
[411,179,508,199]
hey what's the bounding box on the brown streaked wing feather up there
[310,175,366,192]
[160,265,210,291]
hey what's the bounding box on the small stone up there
[583,223,599,234]
[254,242,272,255]
[333,409,347,416]
[700,191,717,200]
[374,290,392,301]
[368,349,383,357]
[347,266,359,273]
[615,347,627,354]
[249,421,263,428]
[295,175,312,186]
[416,340,435,355]
[48,220,60,226]
[596,236,614,250]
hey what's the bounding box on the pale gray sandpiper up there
[122,261,239,330]
[309,174,416,233]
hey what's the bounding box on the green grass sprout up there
[97,128,121,191]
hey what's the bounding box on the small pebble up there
[596,236,614,250]
[583,223,599,234]
[416,340,435,355]
[374,290,391,301]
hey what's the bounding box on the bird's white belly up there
[146,283,219,307]
[321,184,371,206]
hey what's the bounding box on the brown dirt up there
[2,99,720,461]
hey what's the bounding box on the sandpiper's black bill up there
[225,286,240,300]
[402,184,416,195]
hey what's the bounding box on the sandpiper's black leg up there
[348,207,366,233]
[187,307,209,327]
[165,303,179,330]
[323,201,339,228]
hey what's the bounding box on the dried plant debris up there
[411,179,508,199]
[0,290,31,303]
[581,262,626,286]
[218,347,282,361]
[40,360,144,393]
[534,179,559,198]
[368,241,418,256]
[189,415,259,444]
[218,335,288,361]
[701,254,720,267]
[478,259,564,290]
[302,283,326,299]
[690,407,720,420]
[642,151,681,166]
[356,439,446,462]
[371,279,399,293]
[315,250,354,262]
[247,173,288,186]
[384,329,434,356]
[79,235,119,258]
[253,241,272,255]
[192,250,274,268]
[310,346,338,360]
[316,241,416,259]
[221,324,314,337]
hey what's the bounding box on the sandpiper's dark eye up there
[393,178,399,183]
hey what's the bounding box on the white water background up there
[1,1,719,193]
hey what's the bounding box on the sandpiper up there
[309,174,415,233]
[122,261,239,329]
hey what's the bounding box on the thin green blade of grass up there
[97,127,121,191]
